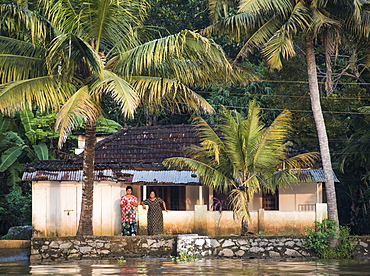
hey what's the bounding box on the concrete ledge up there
[0,240,31,249]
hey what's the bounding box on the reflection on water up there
[1,258,370,275]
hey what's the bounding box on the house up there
[22,124,338,237]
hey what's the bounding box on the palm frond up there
[229,188,250,222]
[219,108,248,172]
[208,0,240,23]
[47,33,101,77]
[110,30,234,84]
[241,100,265,167]
[283,152,321,170]
[253,109,291,170]
[0,3,55,44]
[311,8,339,35]
[80,0,140,51]
[0,53,45,83]
[280,2,311,34]
[131,76,214,114]
[92,70,139,118]
[55,85,101,147]
[0,76,71,115]
[261,30,295,70]
[163,157,233,193]
[202,12,259,41]
[234,15,283,60]
[238,0,293,18]
[0,35,47,83]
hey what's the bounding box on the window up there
[262,190,279,210]
[212,190,232,211]
[144,186,186,210]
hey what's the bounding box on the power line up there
[216,105,369,115]
[260,80,370,85]
[197,91,370,100]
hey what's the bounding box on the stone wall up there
[30,235,370,262]
[177,235,315,258]
[30,236,176,261]
[354,236,370,259]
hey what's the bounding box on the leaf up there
[0,115,10,132]
[0,146,23,172]
[33,142,49,160]
[19,107,36,144]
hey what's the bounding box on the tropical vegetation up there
[0,0,241,235]
[164,100,319,234]
[305,220,355,259]
[202,0,370,244]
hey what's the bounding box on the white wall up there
[279,182,318,211]
[32,181,123,236]
[32,181,324,236]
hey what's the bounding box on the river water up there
[1,249,370,275]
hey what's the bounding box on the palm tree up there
[163,100,318,234]
[203,0,370,241]
[0,0,242,235]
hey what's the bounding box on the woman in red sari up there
[120,186,138,236]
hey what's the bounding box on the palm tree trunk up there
[240,219,248,236]
[305,32,339,246]
[323,28,334,95]
[76,119,97,236]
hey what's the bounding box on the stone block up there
[195,239,205,246]
[60,242,72,249]
[79,246,92,253]
[222,240,235,247]
[50,241,59,248]
[284,248,301,257]
[285,241,295,247]
[210,239,220,247]
[269,251,280,257]
[219,248,234,257]
[250,247,264,253]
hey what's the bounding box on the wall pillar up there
[194,205,207,235]
[258,208,265,234]
[198,186,203,205]
[143,185,147,200]
[315,203,328,222]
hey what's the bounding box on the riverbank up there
[29,235,317,261]
[2,235,369,262]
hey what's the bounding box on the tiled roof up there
[23,124,321,173]
[80,124,199,165]
[24,124,199,171]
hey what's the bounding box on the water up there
[1,256,370,276]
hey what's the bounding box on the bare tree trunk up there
[76,119,97,236]
[323,28,334,95]
[305,32,339,247]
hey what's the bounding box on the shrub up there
[305,220,355,259]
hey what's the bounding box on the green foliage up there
[146,0,209,34]
[305,220,355,259]
[164,101,319,230]
[116,256,126,263]
[0,187,32,234]
[170,251,198,262]
[0,146,23,172]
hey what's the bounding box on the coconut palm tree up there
[203,0,370,241]
[0,0,243,235]
[163,100,319,234]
